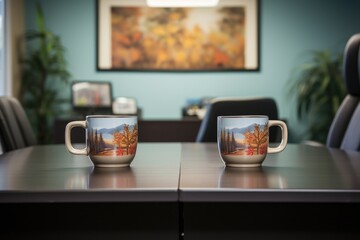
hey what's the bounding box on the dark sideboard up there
[54,118,202,143]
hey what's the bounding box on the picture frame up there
[71,81,113,112]
[97,0,260,71]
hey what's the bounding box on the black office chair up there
[0,96,37,152]
[326,33,360,151]
[0,113,7,154]
[196,97,280,143]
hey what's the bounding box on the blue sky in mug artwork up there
[219,117,268,130]
[89,117,137,130]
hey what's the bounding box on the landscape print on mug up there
[88,118,138,158]
[219,119,269,157]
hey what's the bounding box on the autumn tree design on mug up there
[112,124,138,156]
[88,123,138,157]
[220,123,269,156]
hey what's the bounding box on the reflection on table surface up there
[219,167,288,189]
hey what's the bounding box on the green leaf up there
[36,2,46,32]
[287,50,346,143]
[19,2,71,144]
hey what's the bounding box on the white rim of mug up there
[218,115,268,119]
[86,115,137,119]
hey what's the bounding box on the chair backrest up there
[326,33,360,151]
[196,97,279,142]
[0,96,37,152]
[0,111,7,155]
[0,138,3,155]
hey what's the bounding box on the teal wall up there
[25,0,360,142]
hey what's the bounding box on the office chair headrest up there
[343,33,360,97]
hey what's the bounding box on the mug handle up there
[268,120,288,154]
[65,121,87,155]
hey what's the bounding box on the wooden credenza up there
[54,118,202,143]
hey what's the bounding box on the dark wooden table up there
[0,143,359,239]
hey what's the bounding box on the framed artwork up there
[97,0,259,71]
[71,81,113,111]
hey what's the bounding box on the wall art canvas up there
[97,0,259,71]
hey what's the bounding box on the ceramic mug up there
[65,115,138,167]
[217,115,288,167]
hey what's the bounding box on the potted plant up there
[288,50,346,143]
[19,3,70,144]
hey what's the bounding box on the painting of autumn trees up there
[220,124,268,156]
[110,7,246,70]
[88,124,138,157]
